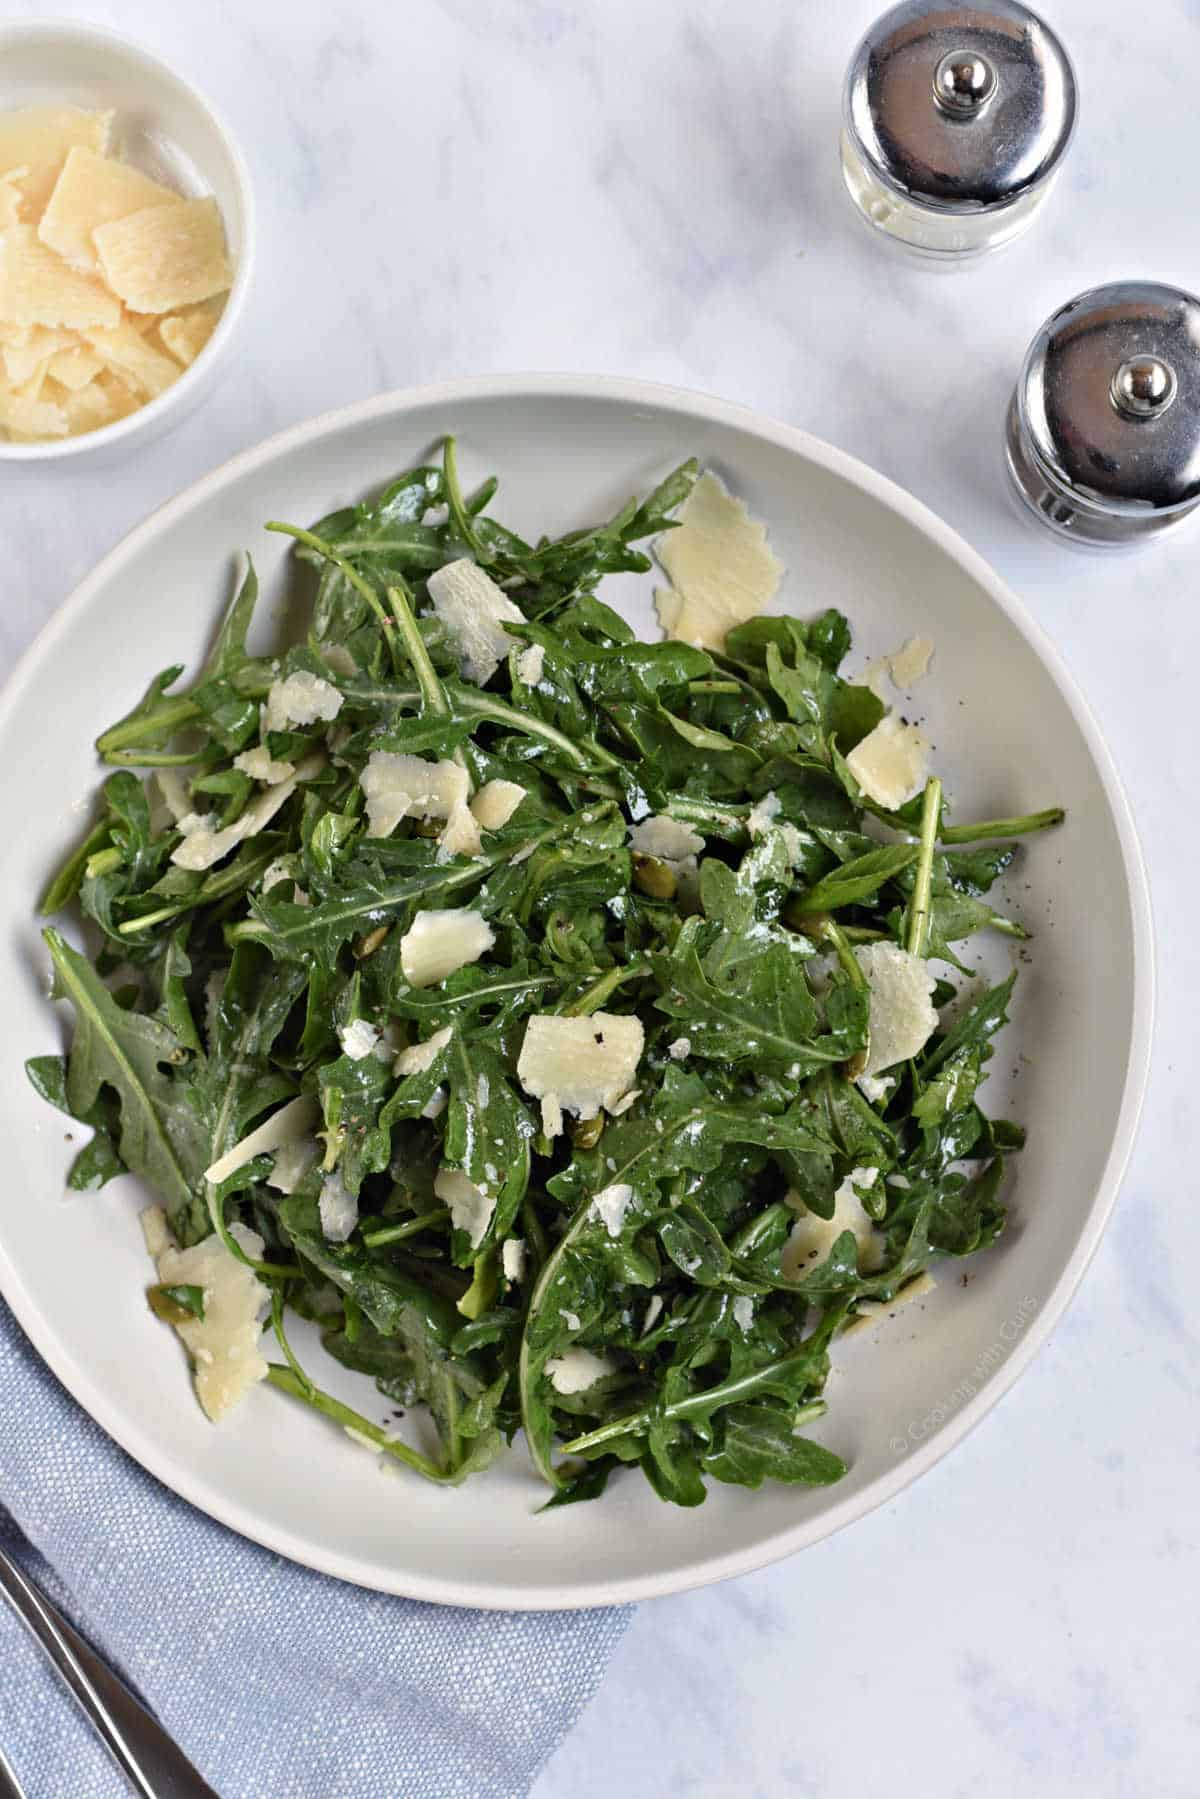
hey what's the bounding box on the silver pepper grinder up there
[1006,281,1200,547]
[841,0,1077,260]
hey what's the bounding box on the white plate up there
[0,376,1153,1610]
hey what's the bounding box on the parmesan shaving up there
[399,908,495,988]
[469,779,526,832]
[360,751,468,839]
[844,714,930,811]
[887,636,934,689]
[152,1221,269,1421]
[38,145,181,273]
[434,1167,496,1250]
[0,224,120,329]
[84,318,182,399]
[203,1095,319,1187]
[782,1169,884,1279]
[655,472,783,651]
[517,1013,644,1119]
[546,1348,614,1395]
[159,299,222,367]
[94,195,232,314]
[0,106,114,221]
[394,1026,453,1077]
[427,558,526,685]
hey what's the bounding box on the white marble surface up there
[3,0,1197,1793]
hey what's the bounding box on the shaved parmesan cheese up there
[470,779,526,832]
[0,107,114,221]
[395,1025,452,1076]
[39,146,181,272]
[153,1221,269,1421]
[158,299,222,367]
[629,814,703,861]
[84,319,182,399]
[843,1271,937,1336]
[437,801,482,862]
[360,751,468,839]
[642,1295,664,1335]
[667,1037,691,1061]
[858,1072,896,1106]
[170,782,292,872]
[845,714,929,811]
[59,368,139,435]
[400,907,495,988]
[94,195,232,313]
[45,342,103,390]
[264,671,343,732]
[434,1167,495,1250]
[0,171,23,231]
[590,1182,634,1237]
[862,658,890,700]
[541,1093,564,1138]
[517,1012,644,1119]
[855,942,939,1075]
[233,745,295,785]
[502,1238,526,1282]
[0,383,66,438]
[732,1295,755,1333]
[140,1204,172,1259]
[655,473,783,651]
[546,1348,614,1394]
[152,768,191,824]
[783,1168,884,1279]
[0,225,120,329]
[887,636,934,689]
[339,1019,381,1062]
[2,324,73,384]
[319,1171,358,1242]
[427,558,526,685]
[203,1095,319,1186]
[517,642,545,686]
[266,1139,317,1195]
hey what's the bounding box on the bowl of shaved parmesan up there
[0,376,1152,1608]
[0,19,252,459]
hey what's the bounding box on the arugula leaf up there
[40,930,210,1240]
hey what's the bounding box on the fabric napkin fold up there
[0,1299,630,1799]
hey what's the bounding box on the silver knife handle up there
[0,1546,220,1798]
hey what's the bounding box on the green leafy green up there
[29,445,1062,1509]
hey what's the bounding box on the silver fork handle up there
[0,1546,220,1798]
[0,1743,29,1799]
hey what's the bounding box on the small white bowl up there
[0,19,254,464]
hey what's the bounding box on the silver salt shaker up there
[841,0,1077,261]
[1006,280,1200,547]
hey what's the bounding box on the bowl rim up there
[0,372,1156,1608]
[0,16,255,464]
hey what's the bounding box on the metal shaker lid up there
[1007,281,1200,545]
[844,1,1077,213]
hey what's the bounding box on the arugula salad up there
[28,443,1062,1509]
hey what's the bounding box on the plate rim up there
[0,372,1156,1610]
